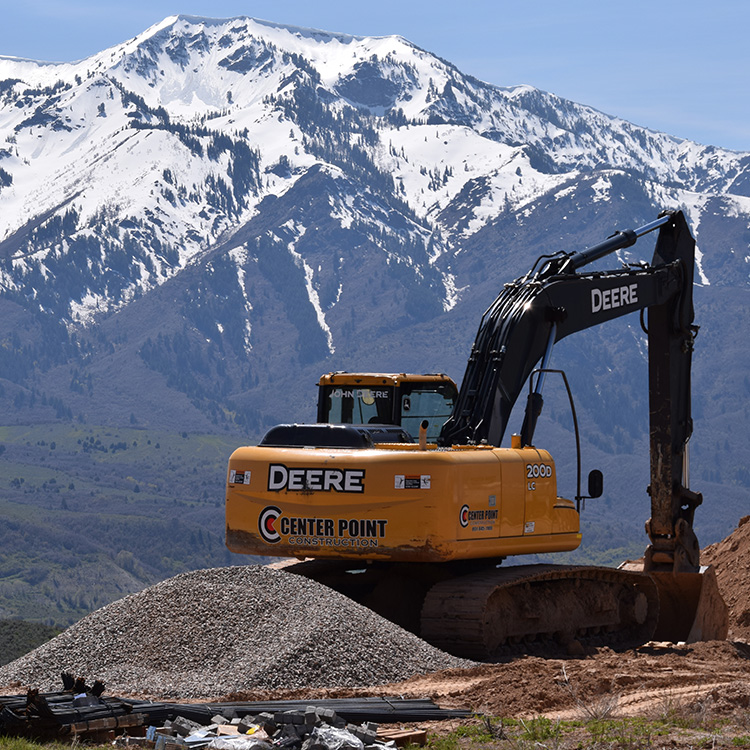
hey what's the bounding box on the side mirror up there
[587,469,603,499]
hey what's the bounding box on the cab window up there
[400,384,456,441]
[321,386,395,425]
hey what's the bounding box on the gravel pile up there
[0,566,470,698]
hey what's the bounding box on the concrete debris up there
[146,707,391,750]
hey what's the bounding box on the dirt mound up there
[703,515,750,641]
[252,640,750,720]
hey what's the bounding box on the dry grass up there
[557,664,621,720]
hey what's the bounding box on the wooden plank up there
[66,713,147,734]
[217,725,240,735]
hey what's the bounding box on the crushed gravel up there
[0,566,470,698]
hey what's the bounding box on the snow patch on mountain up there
[674,194,711,286]
[283,221,335,355]
[228,245,254,352]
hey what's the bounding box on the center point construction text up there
[258,504,388,547]
[283,515,388,548]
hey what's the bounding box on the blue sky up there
[2,0,748,151]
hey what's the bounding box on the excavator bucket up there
[621,562,728,642]
[649,566,728,642]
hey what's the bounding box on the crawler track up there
[420,564,660,659]
[276,560,660,659]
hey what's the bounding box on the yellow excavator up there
[226,210,727,657]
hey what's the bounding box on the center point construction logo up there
[258,505,282,544]
[258,505,387,547]
[460,504,498,530]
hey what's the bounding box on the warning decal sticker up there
[394,474,431,489]
[229,470,251,485]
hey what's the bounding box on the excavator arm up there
[439,211,701,575]
[434,209,727,642]
[644,214,702,575]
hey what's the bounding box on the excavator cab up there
[317,372,457,442]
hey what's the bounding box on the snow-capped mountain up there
[1,15,748,330]
[0,14,749,524]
